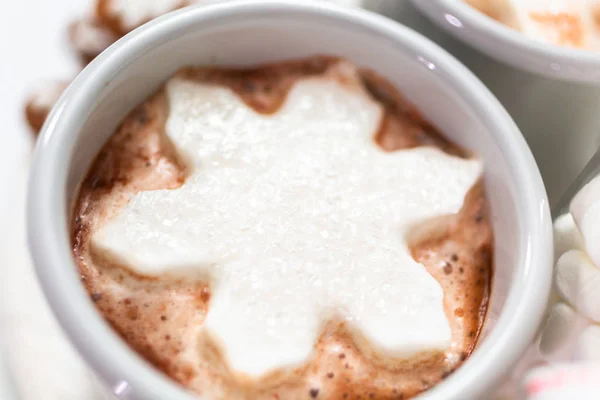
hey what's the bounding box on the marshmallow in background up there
[573,325,600,362]
[553,213,584,260]
[555,250,600,323]
[570,175,600,268]
[539,302,588,358]
[532,180,600,398]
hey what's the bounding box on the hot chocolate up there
[71,56,492,399]
[465,0,600,50]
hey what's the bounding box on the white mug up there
[407,0,600,207]
[27,1,553,399]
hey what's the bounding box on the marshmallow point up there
[539,302,578,356]
[555,250,600,322]
[553,213,584,260]
[573,325,600,362]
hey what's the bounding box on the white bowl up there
[27,1,553,399]
[410,0,600,83]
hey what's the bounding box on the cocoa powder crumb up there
[200,287,210,303]
[91,292,102,302]
[443,263,453,275]
[135,108,149,125]
[127,309,138,321]
[242,81,256,92]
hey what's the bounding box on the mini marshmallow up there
[555,250,600,323]
[24,80,69,133]
[539,302,578,357]
[570,175,600,268]
[553,213,584,261]
[99,0,184,34]
[68,19,117,64]
[573,324,600,361]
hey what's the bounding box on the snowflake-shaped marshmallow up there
[92,64,482,378]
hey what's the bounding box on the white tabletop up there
[1,2,88,399]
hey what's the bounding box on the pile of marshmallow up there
[513,176,600,399]
[542,175,600,362]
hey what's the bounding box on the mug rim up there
[410,0,600,82]
[27,1,553,399]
